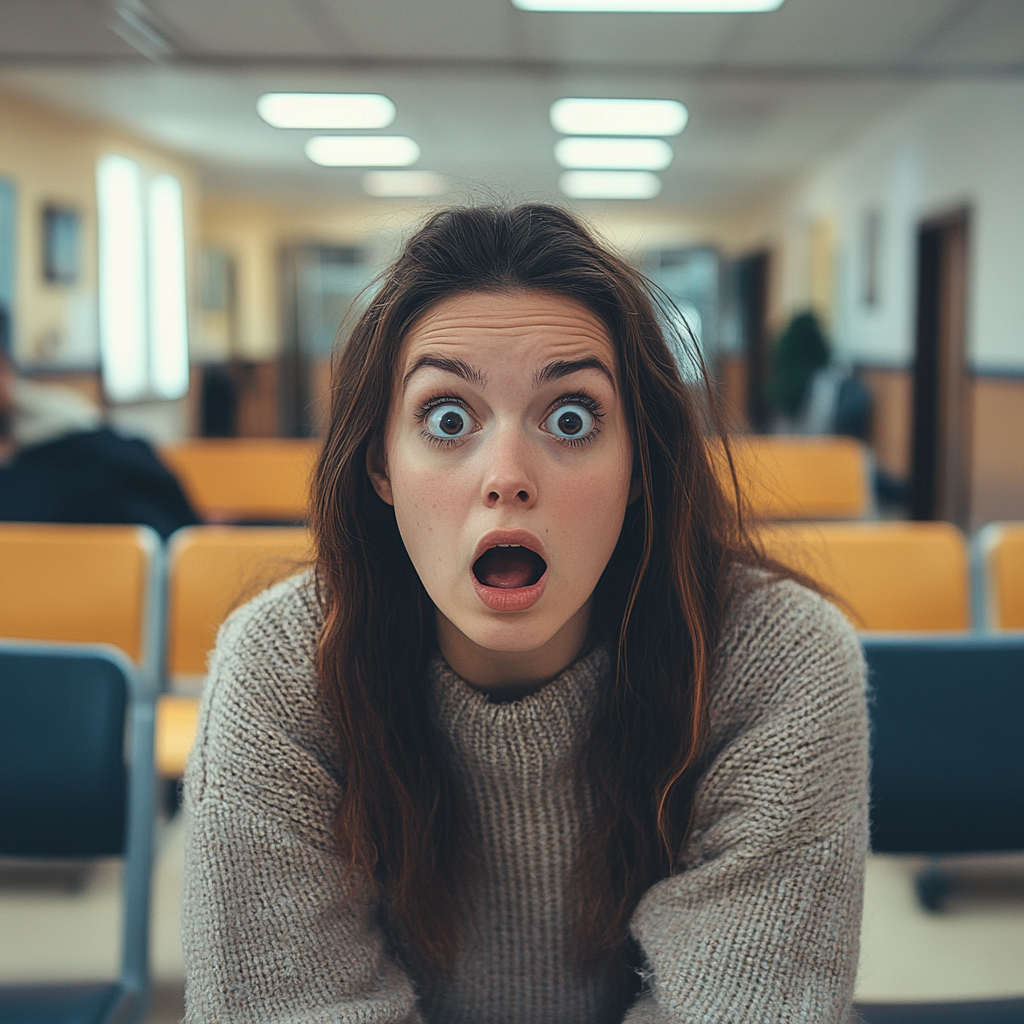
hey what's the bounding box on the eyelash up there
[414,392,605,449]
[550,392,604,449]
[416,394,469,448]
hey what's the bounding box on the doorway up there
[909,208,971,526]
[735,250,771,433]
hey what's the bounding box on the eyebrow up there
[402,355,487,392]
[533,358,617,392]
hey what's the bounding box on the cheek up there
[548,448,633,570]
[387,445,470,563]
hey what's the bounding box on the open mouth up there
[472,543,547,590]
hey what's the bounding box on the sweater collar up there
[428,642,611,780]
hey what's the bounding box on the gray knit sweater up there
[182,572,868,1024]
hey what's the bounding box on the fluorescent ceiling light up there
[560,170,662,199]
[148,174,189,401]
[306,136,420,167]
[551,97,688,136]
[515,0,783,10]
[555,137,672,170]
[97,155,148,402]
[257,93,396,130]
[363,171,447,197]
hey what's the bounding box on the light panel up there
[555,137,672,170]
[257,93,395,129]
[551,98,688,136]
[515,0,783,9]
[97,154,147,402]
[363,171,447,197]
[559,170,662,199]
[148,174,189,400]
[306,136,421,167]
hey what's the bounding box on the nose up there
[481,429,537,509]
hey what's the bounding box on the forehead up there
[399,289,617,375]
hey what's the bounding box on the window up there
[97,155,189,402]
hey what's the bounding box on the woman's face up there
[369,289,635,689]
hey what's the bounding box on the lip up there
[471,528,548,612]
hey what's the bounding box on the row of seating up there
[2,518,1022,782]
[161,434,875,523]
[764,520,1024,631]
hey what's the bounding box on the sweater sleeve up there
[182,576,423,1024]
[624,579,869,1024]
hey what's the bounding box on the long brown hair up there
[310,203,786,976]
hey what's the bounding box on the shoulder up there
[677,571,869,867]
[204,568,324,726]
[188,571,339,831]
[709,570,866,745]
[210,567,322,675]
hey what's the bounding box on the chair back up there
[863,633,1024,855]
[761,521,970,631]
[718,435,873,520]
[855,997,1024,1023]
[0,640,156,1002]
[166,525,312,684]
[976,522,1024,630]
[0,523,162,678]
[157,525,310,778]
[160,438,319,523]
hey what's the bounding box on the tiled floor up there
[2,815,1023,1022]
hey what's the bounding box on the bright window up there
[97,156,189,402]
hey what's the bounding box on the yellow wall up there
[0,85,199,370]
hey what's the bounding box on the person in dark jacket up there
[0,311,200,539]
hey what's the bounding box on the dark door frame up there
[910,206,972,525]
[736,250,771,433]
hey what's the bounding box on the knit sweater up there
[182,572,868,1024]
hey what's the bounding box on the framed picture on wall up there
[42,204,81,285]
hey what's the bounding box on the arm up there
[182,577,423,1024]
[625,580,869,1023]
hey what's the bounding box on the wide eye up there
[544,403,596,440]
[425,403,472,439]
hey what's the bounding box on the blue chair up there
[864,633,1024,860]
[855,997,1024,1023]
[854,634,1024,1024]
[0,641,156,1024]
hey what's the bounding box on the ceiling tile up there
[150,0,343,56]
[919,0,1024,67]
[0,0,137,57]
[315,0,519,60]
[719,0,967,67]
[513,10,742,65]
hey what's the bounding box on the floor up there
[2,816,1023,1023]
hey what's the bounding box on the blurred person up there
[0,306,200,538]
[183,206,868,1023]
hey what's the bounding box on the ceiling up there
[1,0,1022,212]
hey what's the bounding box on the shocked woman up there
[183,204,868,1024]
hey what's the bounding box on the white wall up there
[771,80,1024,372]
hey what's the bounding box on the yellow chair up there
[718,435,873,521]
[977,523,1024,630]
[761,521,970,632]
[0,522,162,677]
[160,438,319,524]
[156,525,311,777]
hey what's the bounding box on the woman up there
[183,204,868,1024]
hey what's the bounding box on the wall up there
[760,80,1024,524]
[199,193,781,363]
[768,80,1024,373]
[0,86,200,440]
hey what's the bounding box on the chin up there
[459,613,566,655]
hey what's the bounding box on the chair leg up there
[914,857,949,911]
